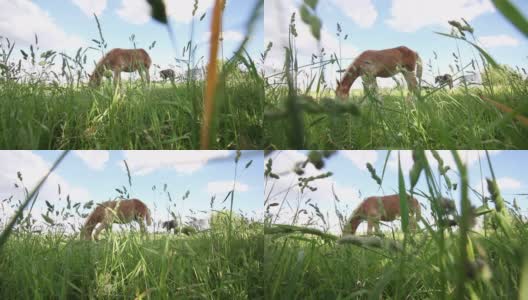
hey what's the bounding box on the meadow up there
[0,0,264,150]
[264,150,528,299]
[0,218,263,299]
[0,71,263,149]
[0,150,264,299]
[263,2,528,150]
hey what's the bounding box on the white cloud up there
[207,180,249,194]
[479,34,520,48]
[73,150,109,171]
[202,30,244,43]
[472,177,522,197]
[264,151,361,234]
[331,0,377,28]
[122,150,231,175]
[388,150,502,174]
[341,150,378,171]
[497,177,522,190]
[0,0,86,49]
[116,0,151,25]
[264,0,358,71]
[117,0,214,25]
[0,151,91,220]
[72,0,107,16]
[386,0,495,32]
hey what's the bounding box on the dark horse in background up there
[160,69,175,82]
[162,220,197,235]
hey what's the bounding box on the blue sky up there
[265,150,528,233]
[0,150,263,231]
[0,0,263,79]
[264,0,528,88]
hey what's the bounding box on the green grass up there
[0,74,262,149]
[0,150,263,299]
[264,227,526,299]
[263,3,528,150]
[0,0,264,150]
[264,150,528,299]
[264,86,528,149]
[0,221,263,299]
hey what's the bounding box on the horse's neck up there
[339,65,359,91]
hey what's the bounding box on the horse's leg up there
[362,75,379,100]
[93,223,107,241]
[145,69,150,85]
[361,75,370,96]
[403,71,418,101]
[138,219,147,236]
[113,70,121,87]
[410,214,418,232]
[367,218,374,235]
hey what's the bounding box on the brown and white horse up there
[336,46,422,100]
[81,198,152,240]
[343,194,421,235]
[89,48,151,87]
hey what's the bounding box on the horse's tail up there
[415,53,423,87]
[139,49,152,69]
[80,206,104,240]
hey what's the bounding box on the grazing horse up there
[81,198,152,240]
[343,194,421,235]
[89,48,151,87]
[161,219,178,232]
[435,74,453,89]
[160,69,175,82]
[336,46,422,101]
[161,220,197,235]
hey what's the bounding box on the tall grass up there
[264,150,527,299]
[0,150,263,299]
[263,1,528,149]
[0,0,264,150]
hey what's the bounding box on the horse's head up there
[88,72,101,87]
[335,79,350,99]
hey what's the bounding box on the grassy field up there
[0,219,263,299]
[263,2,528,150]
[264,85,528,149]
[0,150,263,299]
[264,150,528,299]
[0,1,264,150]
[264,225,526,299]
[0,74,263,149]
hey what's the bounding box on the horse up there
[89,48,151,87]
[343,194,421,235]
[161,220,197,235]
[336,46,422,101]
[160,69,175,82]
[161,219,178,232]
[435,74,453,89]
[80,198,152,240]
